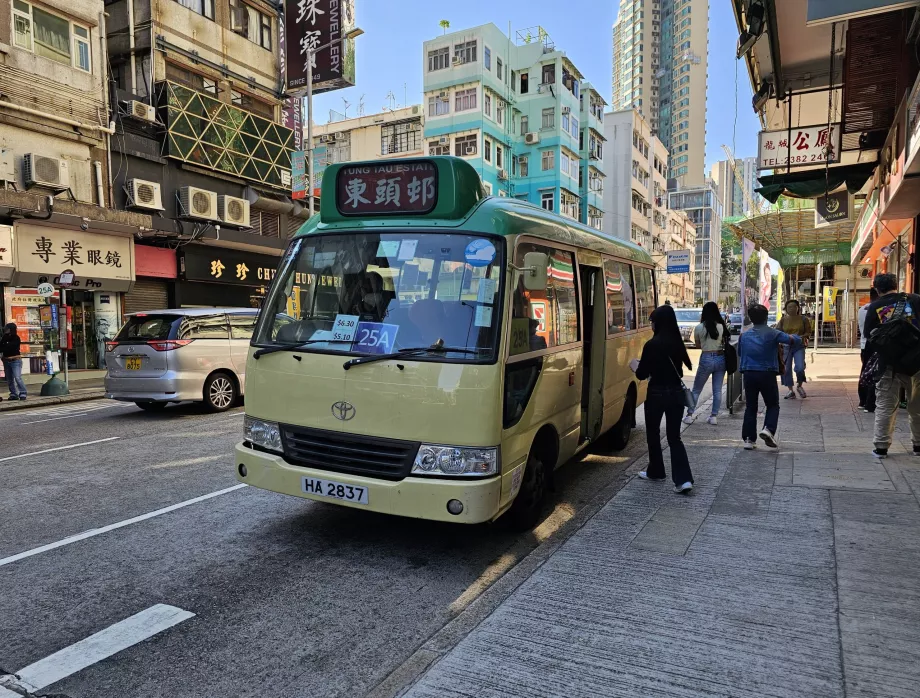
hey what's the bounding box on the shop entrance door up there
[70,297,98,369]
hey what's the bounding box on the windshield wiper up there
[253,339,354,359]
[342,341,483,370]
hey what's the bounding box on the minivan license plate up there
[301,477,368,505]
[125,357,142,370]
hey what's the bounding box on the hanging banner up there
[815,191,850,227]
[776,267,785,322]
[759,248,773,310]
[292,150,307,200]
[823,287,839,321]
[742,237,758,327]
[278,12,303,150]
[285,0,357,95]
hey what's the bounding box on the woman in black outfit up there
[630,305,694,493]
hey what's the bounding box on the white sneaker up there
[675,481,693,494]
[682,414,694,424]
[796,384,807,398]
[744,439,757,450]
[759,428,778,448]
[784,390,797,400]
[638,471,666,481]
[706,415,718,425]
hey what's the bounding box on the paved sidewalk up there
[0,377,105,411]
[403,366,920,697]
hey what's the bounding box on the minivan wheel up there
[605,393,635,452]
[503,451,548,532]
[205,373,237,412]
[135,401,167,412]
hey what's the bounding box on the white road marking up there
[22,412,93,424]
[0,686,21,698]
[13,604,195,692]
[0,484,247,568]
[0,437,120,463]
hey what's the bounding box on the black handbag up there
[669,357,697,410]
[723,329,738,374]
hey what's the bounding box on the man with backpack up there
[863,273,920,458]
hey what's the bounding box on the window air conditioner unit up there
[334,132,344,139]
[126,100,156,123]
[561,106,571,115]
[178,186,218,221]
[126,178,164,211]
[438,91,448,98]
[412,105,420,115]
[23,153,69,190]
[465,146,476,155]
[452,56,462,66]
[320,134,331,143]
[498,169,508,180]
[524,132,540,145]
[438,136,449,145]
[218,195,251,228]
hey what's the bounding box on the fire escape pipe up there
[0,100,116,135]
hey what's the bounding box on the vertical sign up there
[741,237,757,327]
[285,0,357,95]
[278,13,303,151]
[292,150,307,200]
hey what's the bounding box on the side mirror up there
[522,252,549,291]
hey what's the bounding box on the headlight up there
[244,416,282,453]
[412,445,498,477]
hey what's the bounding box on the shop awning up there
[755,162,877,203]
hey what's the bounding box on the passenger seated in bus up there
[355,272,390,321]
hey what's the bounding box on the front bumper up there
[234,442,503,524]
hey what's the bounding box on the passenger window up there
[604,260,635,334]
[510,243,579,356]
[178,314,229,340]
[229,314,258,339]
[633,267,656,328]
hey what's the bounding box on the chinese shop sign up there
[335,161,438,216]
[757,124,841,170]
[285,0,357,94]
[11,224,134,291]
[180,246,283,287]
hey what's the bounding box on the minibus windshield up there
[253,232,504,361]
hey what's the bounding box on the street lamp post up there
[303,28,364,217]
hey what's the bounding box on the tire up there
[135,401,167,412]
[504,450,548,532]
[606,392,635,452]
[204,372,237,412]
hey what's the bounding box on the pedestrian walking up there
[857,288,879,412]
[862,273,920,458]
[684,301,728,425]
[739,304,801,449]
[1,322,28,401]
[629,305,694,494]
[776,300,811,399]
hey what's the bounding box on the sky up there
[311,0,764,173]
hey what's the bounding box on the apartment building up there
[422,23,607,228]
[611,0,707,186]
[710,156,759,218]
[669,181,722,301]
[311,105,425,193]
[665,208,696,305]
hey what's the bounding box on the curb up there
[0,392,106,413]
[366,393,717,698]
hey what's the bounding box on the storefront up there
[126,245,178,314]
[0,224,13,323]
[9,223,135,371]
[177,245,281,308]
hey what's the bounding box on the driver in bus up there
[356,271,390,322]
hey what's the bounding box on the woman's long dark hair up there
[650,305,692,370]
[701,301,726,340]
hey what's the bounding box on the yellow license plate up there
[125,356,142,370]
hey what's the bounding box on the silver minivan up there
[104,308,259,412]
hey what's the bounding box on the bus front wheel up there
[504,451,548,531]
[607,393,635,452]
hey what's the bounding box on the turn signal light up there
[147,339,194,352]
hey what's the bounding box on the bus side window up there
[510,243,579,356]
[633,266,655,327]
[604,260,635,334]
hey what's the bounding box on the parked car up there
[674,308,703,345]
[728,313,743,335]
[768,311,777,328]
[104,308,261,412]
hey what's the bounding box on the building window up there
[230,89,274,119]
[484,93,492,118]
[165,62,217,95]
[230,0,272,50]
[176,0,214,20]
[454,40,477,64]
[381,120,422,155]
[562,112,570,133]
[541,107,554,130]
[484,46,491,70]
[428,93,449,116]
[455,87,477,112]
[483,137,492,164]
[560,151,569,175]
[542,149,555,171]
[541,191,554,211]
[429,139,450,156]
[519,156,529,177]
[496,57,503,81]
[12,0,93,72]
[496,144,503,169]
[542,63,555,85]
[570,116,579,139]
[521,72,529,93]
[428,46,449,72]
[561,190,578,219]
[520,115,529,135]
[455,133,477,157]
[496,102,504,126]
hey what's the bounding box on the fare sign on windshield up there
[335,160,438,216]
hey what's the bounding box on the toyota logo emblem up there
[331,401,356,421]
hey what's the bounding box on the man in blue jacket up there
[739,304,802,449]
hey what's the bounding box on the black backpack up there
[870,294,920,377]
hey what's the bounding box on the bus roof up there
[296,156,654,266]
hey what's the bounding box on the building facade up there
[710,156,759,218]
[311,105,425,193]
[422,23,607,228]
[611,0,707,186]
[669,182,722,301]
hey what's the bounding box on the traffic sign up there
[666,250,691,274]
[37,282,55,296]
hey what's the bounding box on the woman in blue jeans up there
[684,302,728,425]
[1,322,28,400]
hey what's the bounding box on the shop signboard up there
[180,246,284,287]
[757,124,841,170]
[666,249,691,274]
[0,224,12,283]
[292,150,307,200]
[285,0,357,95]
[11,224,135,291]
[815,191,851,227]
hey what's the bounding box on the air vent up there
[23,154,69,190]
[217,194,251,228]
[178,186,218,220]
[126,178,164,210]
